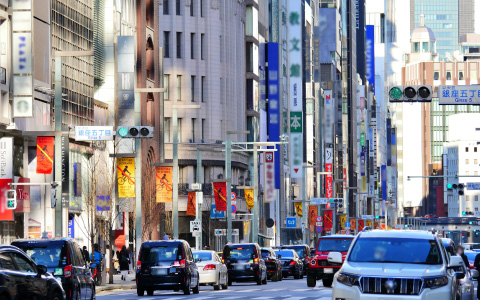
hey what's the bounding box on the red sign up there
[186,192,196,216]
[358,220,365,231]
[36,137,54,174]
[213,182,227,211]
[15,177,30,213]
[0,179,13,221]
[343,168,347,182]
[324,210,333,230]
[309,206,317,227]
[326,163,333,198]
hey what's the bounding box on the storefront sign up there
[0,138,13,179]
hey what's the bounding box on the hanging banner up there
[213,182,227,211]
[61,136,69,194]
[155,166,172,202]
[350,218,356,231]
[0,137,13,179]
[0,179,13,221]
[309,206,317,227]
[339,214,347,229]
[15,177,30,213]
[264,151,275,203]
[245,188,254,210]
[324,210,333,230]
[358,219,365,231]
[325,147,333,198]
[116,158,135,198]
[36,137,54,174]
[186,191,196,216]
[295,202,303,217]
[324,90,334,144]
[96,196,111,211]
[267,42,281,189]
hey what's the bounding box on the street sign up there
[315,222,323,227]
[190,220,201,233]
[467,183,480,190]
[316,216,322,222]
[192,231,201,237]
[286,217,297,228]
[231,192,236,201]
[75,126,114,141]
[362,215,374,220]
[439,85,480,105]
[316,226,323,233]
[345,222,351,228]
[311,198,329,205]
[231,205,237,213]
[266,227,275,238]
[210,205,225,219]
[345,229,350,235]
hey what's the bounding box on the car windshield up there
[465,252,478,261]
[275,250,294,259]
[317,239,352,252]
[14,243,68,268]
[283,247,304,257]
[140,244,184,261]
[349,238,443,265]
[224,246,255,261]
[193,252,212,262]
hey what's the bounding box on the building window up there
[178,118,182,143]
[163,0,169,15]
[176,0,181,15]
[475,171,478,175]
[177,75,182,100]
[459,71,464,80]
[201,0,205,17]
[446,71,452,80]
[164,31,170,58]
[433,71,439,80]
[201,119,205,141]
[190,33,195,59]
[466,147,469,152]
[176,32,182,58]
[413,42,420,53]
[467,195,471,201]
[191,118,196,142]
[475,159,478,164]
[201,34,205,60]
[246,42,253,72]
[466,171,470,175]
[476,196,479,201]
[201,76,205,102]
[163,75,170,100]
[422,42,428,52]
[191,76,195,101]
[475,147,478,152]
[466,159,469,164]
[380,13,385,43]
[190,0,194,16]
[164,118,171,142]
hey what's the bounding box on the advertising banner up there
[366,25,375,94]
[339,215,346,229]
[324,90,334,144]
[358,219,365,231]
[325,148,333,198]
[213,182,227,211]
[36,137,54,174]
[264,151,275,203]
[309,206,317,227]
[381,165,387,203]
[267,42,281,188]
[155,167,172,202]
[0,138,13,179]
[61,136,69,195]
[68,215,74,238]
[245,188,254,210]
[324,210,333,230]
[0,179,13,221]
[117,158,135,198]
[96,196,110,211]
[117,36,135,126]
[350,218,356,231]
[15,177,30,213]
[187,192,196,216]
[295,202,303,217]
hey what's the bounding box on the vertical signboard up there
[267,43,280,188]
[313,4,321,82]
[264,152,275,203]
[186,192,196,216]
[245,188,254,210]
[36,137,54,174]
[68,215,75,238]
[213,182,227,211]
[288,1,303,179]
[324,210,333,230]
[0,138,13,221]
[324,90,334,144]
[325,148,333,198]
[366,25,375,94]
[381,165,387,215]
[61,136,69,207]
[117,36,135,126]
[117,158,135,198]
[155,167,172,202]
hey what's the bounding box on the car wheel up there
[262,273,267,284]
[214,283,220,290]
[222,278,228,290]
[137,288,145,296]
[183,277,191,295]
[192,278,200,294]
[51,290,62,300]
[257,274,262,285]
[272,271,278,282]
[300,272,304,279]
[307,276,316,287]
[146,289,154,296]
[0,294,8,300]
[278,270,283,281]
[294,269,300,279]
[228,279,233,286]
[322,278,333,287]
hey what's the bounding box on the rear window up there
[317,238,352,252]
[193,252,212,262]
[465,252,478,262]
[13,242,68,268]
[275,250,294,259]
[223,245,256,261]
[283,246,304,257]
[140,244,185,261]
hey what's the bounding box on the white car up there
[331,229,465,300]
[193,250,228,290]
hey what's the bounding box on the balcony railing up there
[0,67,6,84]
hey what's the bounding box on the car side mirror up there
[327,252,343,264]
[455,271,465,280]
[448,256,464,269]
[471,269,479,278]
[37,265,48,275]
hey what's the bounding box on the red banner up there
[213,182,227,211]
[0,179,13,221]
[324,210,333,230]
[36,137,54,174]
[358,220,365,231]
[309,206,317,227]
[15,177,30,213]
[326,163,333,198]
[186,192,196,216]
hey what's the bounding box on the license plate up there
[234,264,245,270]
[152,268,168,275]
[324,268,333,274]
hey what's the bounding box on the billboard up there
[324,90,334,144]
[267,43,280,188]
[365,25,375,94]
[117,36,135,126]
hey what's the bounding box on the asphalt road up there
[97,277,332,300]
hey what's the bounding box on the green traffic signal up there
[462,211,466,215]
[389,87,403,100]
[118,127,129,137]
[447,183,453,189]
[7,200,14,208]
[375,215,379,219]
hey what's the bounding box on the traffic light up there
[375,215,385,220]
[333,198,344,209]
[462,211,474,216]
[446,183,453,190]
[116,126,154,138]
[389,85,433,102]
[458,183,465,196]
[450,183,465,195]
[5,190,16,210]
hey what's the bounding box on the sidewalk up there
[96,272,136,293]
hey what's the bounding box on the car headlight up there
[423,276,448,289]
[337,272,360,287]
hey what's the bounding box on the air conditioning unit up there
[190,183,202,190]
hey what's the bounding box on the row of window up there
[163,31,206,60]
[163,0,206,17]
[433,70,478,81]
[163,74,206,102]
[465,159,479,165]
[163,117,206,143]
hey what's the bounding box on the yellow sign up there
[366,220,372,227]
[245,189,254,210]
[156,167,173,202]
[295,202,303,217]
[339,215,346,229]
[117,158,135,198]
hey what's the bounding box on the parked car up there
[280,244,311,274]
[307,234,354,287]
[464,250,478,270]
[12,238,94,300]
[274,249,304,279]
[222,243,267,285]
[136,240,199,296]
[451,261,479,300]
[463,243,480,252]
[193,250,228,290]
[261,248,282,281]
[332,229,464,299]
[0,245,66,300]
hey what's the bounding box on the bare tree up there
[141,163,162,240]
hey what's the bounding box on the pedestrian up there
[127,246,134,273]
[119,245,130,281]
[163,233,169,240]
[82,246,90,263]
[456,245,469,267]
[474,252,480,299]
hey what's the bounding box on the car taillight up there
[222,259,225,263]
[137,261,141,270]
[203,264,216,271]
[289,261,296,266]
[310,259,316,266]
[254,258,259,265]
[64,265,72,278]
[180,259,186,268]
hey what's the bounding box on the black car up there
[136,240,199,296]
[280,244,311,275]
[274,249,304,279]
[261,248,282,281]
[222,243,267,285]
[12,238,94,300]
[0,245,66,300]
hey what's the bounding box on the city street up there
[97,278,332,300]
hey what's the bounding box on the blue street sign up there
[232,205,237,213]
[316,226,323,233]
[210,204,225,219]
[286,217,297,228]
[467,183,480,190]
[345,222,351,228]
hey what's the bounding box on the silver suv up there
[331,229,465,300]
